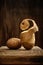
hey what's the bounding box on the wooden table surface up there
[0,46,43,64]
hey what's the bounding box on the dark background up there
[0,0,43,48]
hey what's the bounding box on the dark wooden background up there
[0,0,43,48]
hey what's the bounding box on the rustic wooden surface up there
[0,46,43,64]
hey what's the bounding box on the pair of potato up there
[6,37,34,50]
[6,19,39,50]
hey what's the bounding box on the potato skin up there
[6,38,21,49]
[22,42,35,50]
[20,31,35,50]
[20,19,30,30]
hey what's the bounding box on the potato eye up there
[22,22,24,25]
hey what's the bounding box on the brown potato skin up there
[22,42,35,50]
[20,31,35,50]
[6,38,21,49]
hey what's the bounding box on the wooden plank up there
[0,46,43,64]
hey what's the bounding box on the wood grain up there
[0,46,43,64]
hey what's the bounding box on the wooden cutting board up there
[0,46,43,64]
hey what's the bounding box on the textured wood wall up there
[0,0,43,48]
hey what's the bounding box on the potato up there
[20,32,35,50]
[6,38,21,49]
[20,19,39,50]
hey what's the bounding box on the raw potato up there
[20,31,35,50]
[6,38,21,49]
[20,19,39,50]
